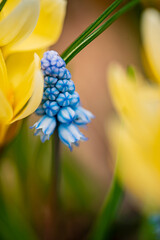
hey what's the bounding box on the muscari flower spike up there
[31,51,94,150]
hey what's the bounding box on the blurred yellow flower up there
[108,64,160,211]
[141,8,160,83]
[0,0,67,146]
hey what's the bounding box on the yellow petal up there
[6,52,43,119]
[1,0,40,51]
[141,9,160,82]
[0,49,10,96]
[107,64,160,210]
[117,125,160,210]
[108,116,160,210]
[0,90,13,123]
[0,0,21,19]
[11,54,44,122]
[108,63,160,144]
[108,63,140,121]
[7,0,67,53]
[141,48,158,82]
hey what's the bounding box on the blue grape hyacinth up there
[31,51,94,150]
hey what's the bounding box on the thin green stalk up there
[51,129,61,204]
[0,0,7,11]
[63,0,139,64]
[48,131,61,239]
[61,0,123,59]
[89,176,123,240]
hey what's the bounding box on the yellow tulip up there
[141,8,160,83]
[0,0,67,146]
[108,64,160,211]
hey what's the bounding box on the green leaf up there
[61,0,123,60]
[63,0,140,64]
[0,0,7,12]
[89,177,123,240]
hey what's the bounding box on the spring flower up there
[31,51,94,150]
[0,0,67,146]
[108,63,160,210]
[141,8,160,83]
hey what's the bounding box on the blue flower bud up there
[57,107,75,124]
[59,67,71,79]
[55,79,75,93]
[56,79,69,92]
[54,56,66,68]
[43,100,60,117]
[67,80,75,94]
[44,87,59,101]
[43,50,58,60]
[43,67,53,76]
[70,92,80,108]
[56,92,72,107]
[44,76,58,86]
[41,59,50,70]
[42,92,48,103]
[44,83,47,88]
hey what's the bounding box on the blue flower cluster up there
[31,51,94,150]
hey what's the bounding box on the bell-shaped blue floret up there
[74,106,95,125]
[43,100,60,117]
[57,107,75,124]
[58,123,87,151]
[31,115,57,143]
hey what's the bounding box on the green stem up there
[89,176,123,240]
[61,0,123,59]
[52,129,61,202]
[63,0,139,64]
[0,0,7,11]
[49,130,61,238]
